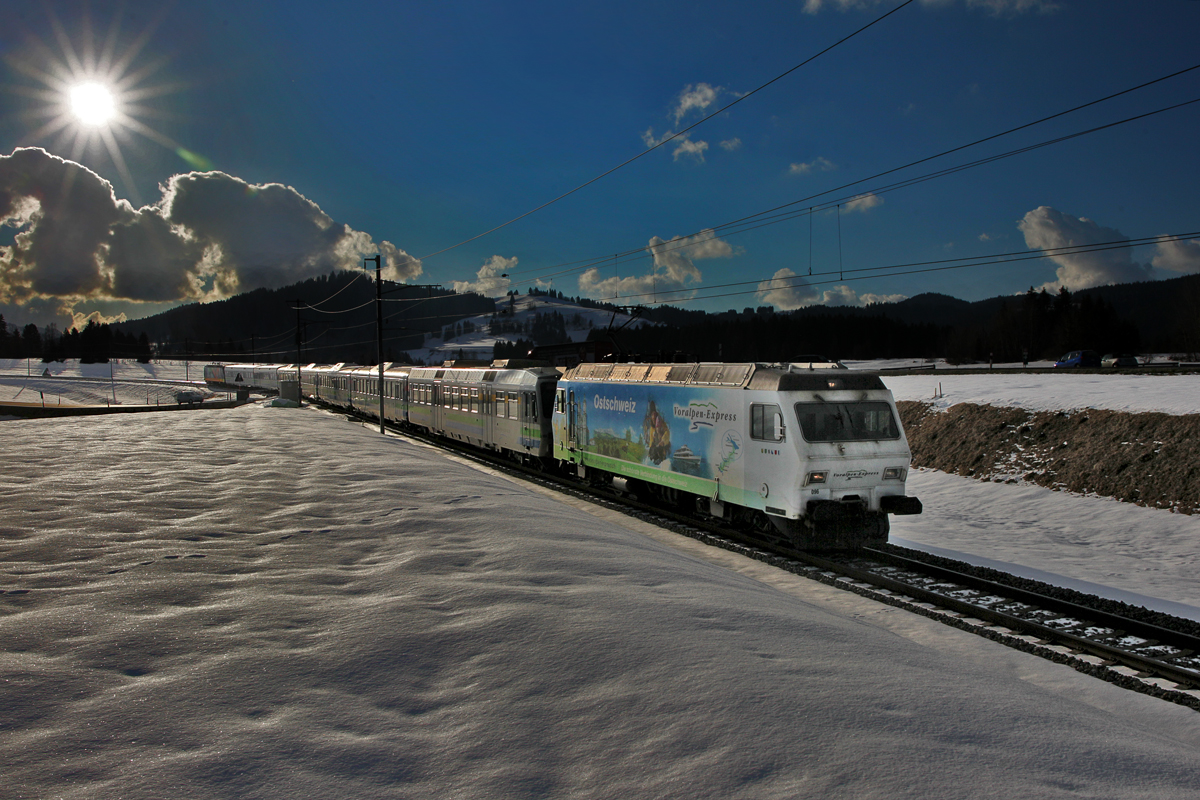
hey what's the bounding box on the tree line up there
[577,287,1147,364]
[0,316,152,363]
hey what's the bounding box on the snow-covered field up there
[0,359,206,407]
[884,371,1200,416]
[4,401,1200,798]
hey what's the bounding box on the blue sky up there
[2,0,1199,329]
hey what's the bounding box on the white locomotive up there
[553,362,920,549]
[207,359,920,550]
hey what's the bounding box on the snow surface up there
[409,293,646,364]
[882,371,1200,416]
[892,469,1200,621]
[0,358,195,382]
[4,404,1200,799]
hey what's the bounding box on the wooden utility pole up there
[366,255,384,434]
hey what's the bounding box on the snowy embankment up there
[878,368,1200,622]
[4,405,1200,799]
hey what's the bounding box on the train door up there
[567,389,576,449]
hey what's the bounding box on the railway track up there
[331,403,1200,713]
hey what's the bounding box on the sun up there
[1,7,192,204]
[69,82,117,127]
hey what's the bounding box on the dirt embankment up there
[896,401,1200,515]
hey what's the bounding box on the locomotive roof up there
[408,365,558,385]
[562,362,887,392]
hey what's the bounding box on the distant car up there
[1054,350,1101,368]
[1101,354,1139,368]
[175,389,204,405]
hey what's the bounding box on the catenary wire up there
[414,0,918,263]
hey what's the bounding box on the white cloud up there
[789,157,836,176]
[804,0,1058,13]
[579,230,736,302]
[672,137,709,163]
[757,268,819,310]
[70,308,128,330]
[843,193,883,213]
[756,268,906,310]
[1018,206,1153,291]
[642,127,670,148]
[965,0,1060,15]
[1151,236,1200,275]
[451,255,516,298]
[719,138,742,152]
[0,147,421,324]
[672,83,722,125]
[643,127,709,163]
[858,291,909,305]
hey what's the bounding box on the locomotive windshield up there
[794,401,899,442]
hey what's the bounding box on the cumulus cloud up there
[843,192,883,213]
[789,157,836,176]
[640,82,734,166]
[579,230,737,302]
[672,137,709,163]
[452,255,516,297]
[672,83,723,124]
[1151,236,1200,275]
[1018,206,1152,291]
[756,267,906,310]
[0,147,420,324]
[0,148,121,302]
[803,0,1058,14]
[642,128,710,163]
[756,268,819,310]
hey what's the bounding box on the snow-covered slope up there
[409,292,647,364]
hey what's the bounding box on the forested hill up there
[5,270,1197,364]
[625,274,1200,363]
[111,272,495,364]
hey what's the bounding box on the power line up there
[619,229,1200,307]
[415,0,918,262]
[498,92,1200,293]
[498,61,1200,284]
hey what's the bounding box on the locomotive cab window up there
[750,403,785,442]
[794,401,900,442]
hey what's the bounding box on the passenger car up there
[1101,354,1139,368]
[1054,350,1101,368]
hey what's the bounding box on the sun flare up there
[69,82,117,127]
[1,7,193,205]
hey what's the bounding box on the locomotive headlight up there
[805,471,827,486]
[883,467,906,481]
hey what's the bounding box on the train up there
[204,359,922,550]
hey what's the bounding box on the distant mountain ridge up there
[108,270,1200,363]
